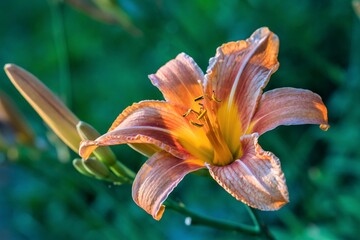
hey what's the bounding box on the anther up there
[190,121,204,127]
[211,91,221,102]
[194,95,204,102]
[182,108,200,117]
[182,109,192,117]
[197,109,207,120]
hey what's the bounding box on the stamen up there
[197,109,207,120]
[184,91,221,126]
[211,90,221,102]
[182,109,192,117]
[182,90,233,165]
[194,95,204,102]
[182,108,200,117]
[190,121,204,127]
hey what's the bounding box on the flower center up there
[182,91,234,166]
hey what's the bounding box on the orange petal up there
[207,133,289,210]
[249,87,329,135]
[205,27,279,133]
[79,101,191,159]
[149,53,204,108]
[132,151,204,220]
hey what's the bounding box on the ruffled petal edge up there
[207,133,289,210]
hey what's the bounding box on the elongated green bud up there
[72,158,94,177]
[81,157,125,183]
[82,157,111,179]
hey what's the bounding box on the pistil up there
[202,113,233,166]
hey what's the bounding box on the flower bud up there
[72,158,94,177]
[77,121,135,180]
[0,91,35,145]
[80,157,125,183]
[4,64,81,153]
[76,121,116,165]
[82,157,111,179]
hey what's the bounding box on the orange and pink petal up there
[132,151,204,220]
[204,27,279,133]
[149,53,204,108]
[79,100,191,160]
[248,87,329,135]
[206,133,289,210]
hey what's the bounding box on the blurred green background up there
[1,0,359,239]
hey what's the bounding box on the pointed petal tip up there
[320,124,330,131]
[251,26,276,41]
[177,52,186,58]
[245,191,289,211]
[4,63,13,71]
[262,193,289,211]
[4,64,18,77]
[256,26,270,34]
[153,205,165,221]
[4,64,24,77]
[79,140,99,159]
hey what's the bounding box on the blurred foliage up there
[0,0,359,239]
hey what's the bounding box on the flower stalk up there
[165,199,260,236]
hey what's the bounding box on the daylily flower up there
[79,27,329,220]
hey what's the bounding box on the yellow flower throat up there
[182,92,236,166]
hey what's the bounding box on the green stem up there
[246,205,259,227]
[16,145,273,237]
[248,207,276,240]
[165,199,260,236]
[49,0,71,106]
[116,172,273,238]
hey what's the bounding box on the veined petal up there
[132,151,204,220]
[248,87,329,135]
[110,99,213,163]
[79,101,192,160]
[205,27,279,134]
[206,133,289,210]
[149,53,204,108]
